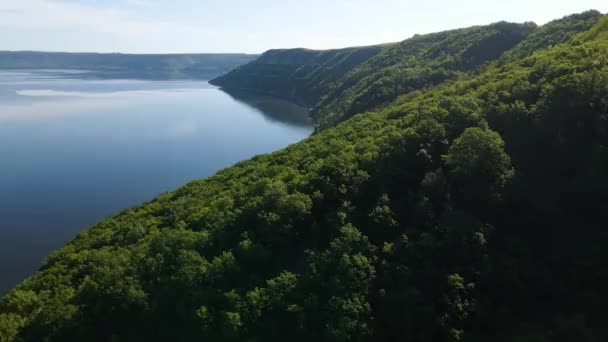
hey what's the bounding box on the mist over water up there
[0,70,313,294]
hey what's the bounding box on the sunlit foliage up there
[1,11,608,342]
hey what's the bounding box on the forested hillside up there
[210,45,388,106]
[0,52,258,79]
[212,11,602,129]
[2,10,608,342]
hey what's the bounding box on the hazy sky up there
[1,0,607,54]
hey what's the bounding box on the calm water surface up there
[0,70,313,294]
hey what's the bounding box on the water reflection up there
[0,70,313,295]
[220,88,313,127]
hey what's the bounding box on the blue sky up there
[1,0,607,53]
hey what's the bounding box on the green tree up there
[444,127,512,208]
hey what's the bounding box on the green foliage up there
[2,10,608,342]
[0,313,25,341]
[211,46,387,106]
[503,10,602,58]
[444,127,513,206]
[312,21,535,128]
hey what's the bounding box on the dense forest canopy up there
[2,10,608,342]
[0,52,258,79]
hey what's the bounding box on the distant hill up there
[0,51,258,79]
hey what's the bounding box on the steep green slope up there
[212,22,536,127]
[2,12,608,342]
[502,10,603,58]
[210,45,388,105]
[0,52,258,79]
[213,11,603,129]
[311,21,536,127]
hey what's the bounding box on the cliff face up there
[210,45,388,106]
